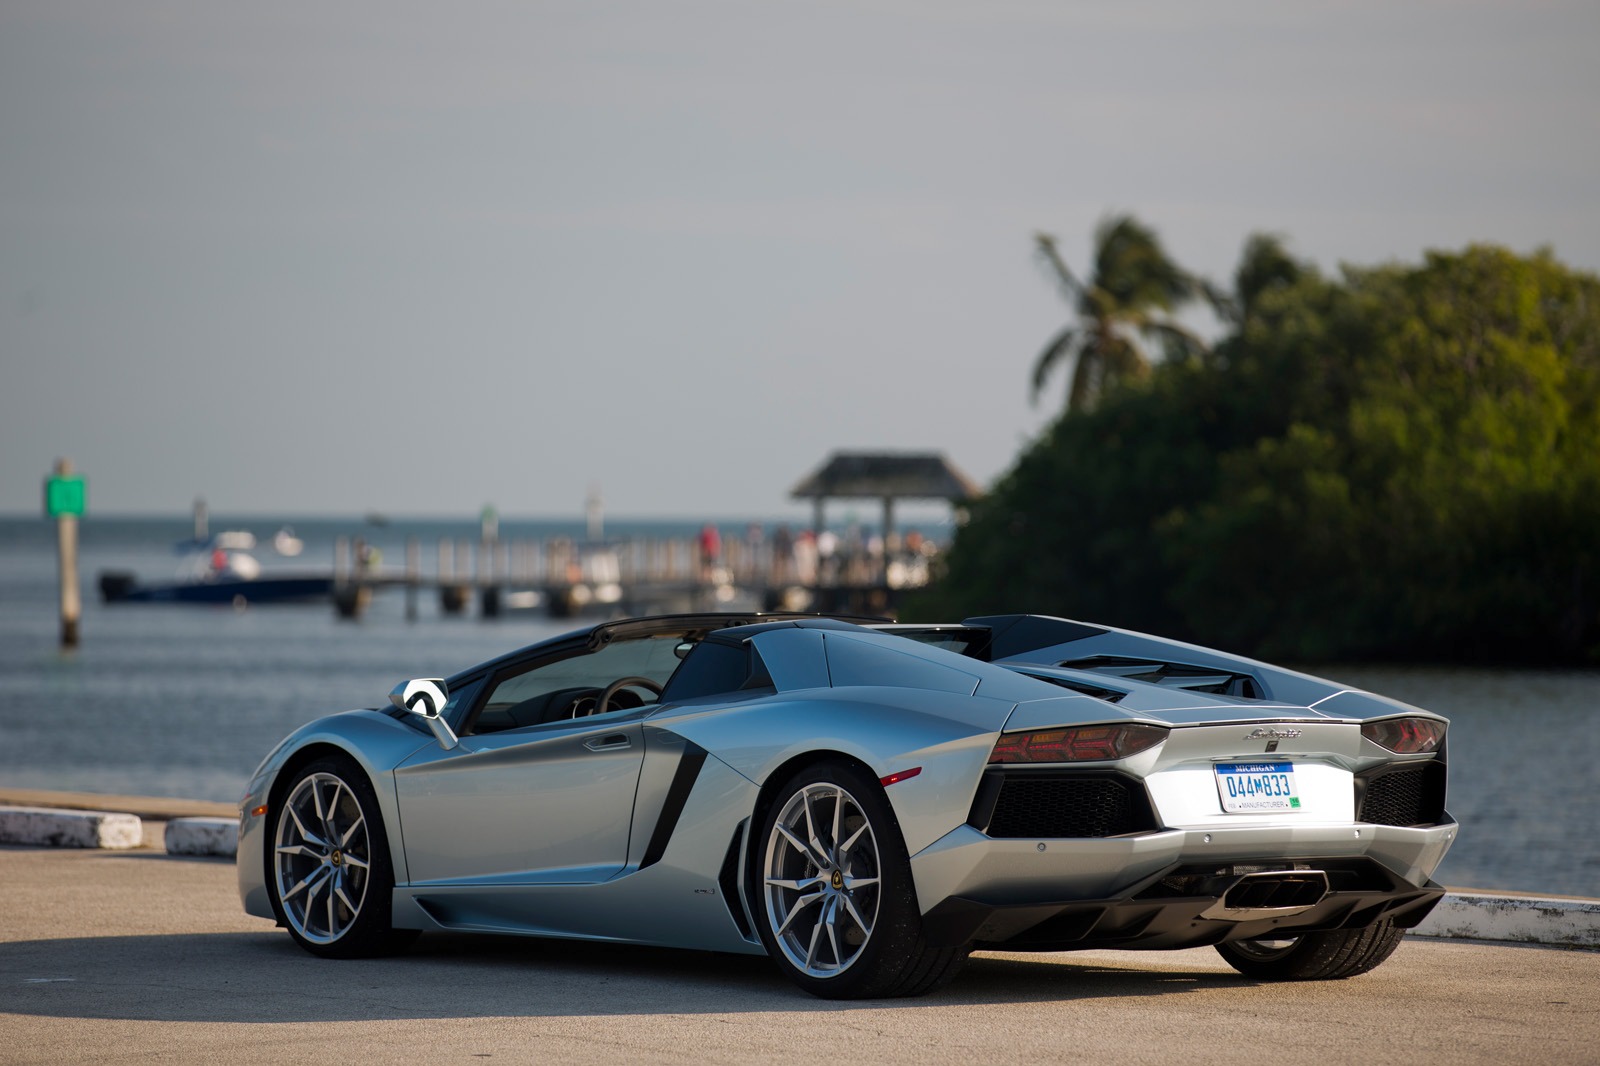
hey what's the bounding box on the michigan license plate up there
[1215,762,1302,813]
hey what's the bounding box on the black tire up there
[1215,918,1407,980]
[266,755,418,959]
[749,759,968,999]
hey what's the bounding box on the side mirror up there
[389,678,458,750]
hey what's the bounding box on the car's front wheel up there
[751,760,967,999]
[268,755,416,959]
[1215,919,1406,980]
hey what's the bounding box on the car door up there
[393,706,648,886]
[390,630,690,886]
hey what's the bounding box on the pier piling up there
[45,458,84,648]
[405,537,420,622]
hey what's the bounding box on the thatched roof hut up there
[790,451,980,540]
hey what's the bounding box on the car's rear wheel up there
[1215,919,1406,979]
[268,755,417,959]
[751,760,967,999]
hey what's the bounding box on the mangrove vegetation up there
[918,226,1600,664]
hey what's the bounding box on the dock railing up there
[332,533,941,619]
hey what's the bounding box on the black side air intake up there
[1356,761,1446,827]
[969,770,1160,838]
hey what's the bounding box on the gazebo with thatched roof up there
[789,451,981,547]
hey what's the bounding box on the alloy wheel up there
[761,781,882,978]
[273,771,372,945]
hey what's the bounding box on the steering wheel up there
[592,676,664,716]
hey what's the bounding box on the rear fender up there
[658,688,1010,855]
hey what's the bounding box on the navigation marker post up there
[43,458,86,648]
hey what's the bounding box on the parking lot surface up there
[2,843,1596,1065]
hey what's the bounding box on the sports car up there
[236,612,1457,998]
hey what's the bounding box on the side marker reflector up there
[880,767,922,787]
[251,805,269,818]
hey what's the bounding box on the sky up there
[3,0,1597,521]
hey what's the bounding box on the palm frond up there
[1100,334,1149,383]
[1034,233,1085,307]
[1093,214,1196,311]
[1143,320,1209,363]
[1200,278,1239,324]
[1235,232,1305,319]
[1032,213,1207,413]
[1068,345,1097,412]
[1030,326,1080,404]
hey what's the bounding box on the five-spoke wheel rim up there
[273,772,372,945]
[762,782,881,979]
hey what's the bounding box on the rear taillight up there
[989,723,1167,763]
[1361,717,1445,754]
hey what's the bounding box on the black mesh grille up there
[1358,763,1445,827]
[983,774,1153,838]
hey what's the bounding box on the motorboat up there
[98,546,333,605]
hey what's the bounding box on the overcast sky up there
[3,1,1597,520]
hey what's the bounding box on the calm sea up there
[1,516,1595,896]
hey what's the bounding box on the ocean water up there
[0,515,588,802]
[1,516,1596,896]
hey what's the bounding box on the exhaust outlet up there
[1199,870,1329,922]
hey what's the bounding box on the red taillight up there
[1362,717,1445,754]
[989,723,1167,764]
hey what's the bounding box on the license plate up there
[1215,762,1302,813]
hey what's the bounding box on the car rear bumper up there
[910,817,1458,950]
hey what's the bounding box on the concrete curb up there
[0,805,142,849]
[0,788,236,821]
[1412,892,1600,948]
[163,816,240,858]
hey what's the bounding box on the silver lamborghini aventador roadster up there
[237,613,1457,998]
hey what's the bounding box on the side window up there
[660,641,774,703]
[441,677,483,724]
[466,635,684,735]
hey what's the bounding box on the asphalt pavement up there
[2,840,1596,1066]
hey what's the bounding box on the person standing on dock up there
[743,523,765,585]
[697,523,721,583]
[797,529,819,586]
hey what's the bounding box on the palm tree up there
[1031,214,1209,412]
[1227,232,1304,324]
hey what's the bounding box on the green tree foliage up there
[920,242,1600,663]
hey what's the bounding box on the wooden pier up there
[328,451,976,621]
[330,533,937,620]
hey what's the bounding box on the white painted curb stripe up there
[0,805,142,849]
[1413,892,1600,948]
[164,817,240,858]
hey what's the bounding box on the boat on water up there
[98,547,334,606]
[271,526,304,556]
